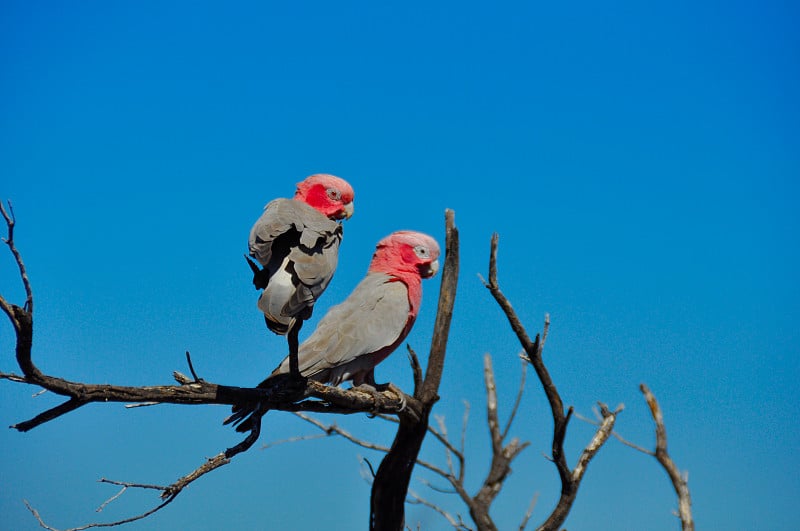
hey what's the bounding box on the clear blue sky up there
[1,1,798,530]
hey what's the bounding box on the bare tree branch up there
[6,371,413,432]
[94,479,163,513]
[407,345,423,397]
[435,415,458,478]
[484,354,503,456]
[25,496,175,531]
[289,404,453,480]
[0,200,33,313]
[417,477,457,495]
[462,354,532,531]
[482,233,620,531]
[459,400,470,484]
[0,207,414,434]
[571,403,623,485]
[418,209,460,404]
[640,383,694,531]
[25,409,270,531]
[574,411,654,455]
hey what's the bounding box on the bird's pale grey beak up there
[343,202,354,219]
[421,259,440,278]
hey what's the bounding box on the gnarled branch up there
[482,233,620,531]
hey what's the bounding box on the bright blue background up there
[1,1,798,530]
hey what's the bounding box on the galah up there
[247,173,354,335]
[226,230,441,432]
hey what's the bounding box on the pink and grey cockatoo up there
[247,174,354,335]
[226,230,441,432]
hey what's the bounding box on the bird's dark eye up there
[326,188,342,201]
[414,245,429,258]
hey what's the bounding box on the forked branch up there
[575,385,693,530]
[482,233,620,531]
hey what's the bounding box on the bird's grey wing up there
[283,221,342,315]
[274,273,409,380]
[248,198,302,266]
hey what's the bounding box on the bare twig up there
[407,345,423,397]
[574,411,653,455]
[25,422,269,529]
[260,432,328,449]
[98,478,164,491]
[95,479,164,513]
[25,496,175,531]
[359,456,378,480]
[640,383,694,531]
[0,200,33,313]
[571,403,623,485]
[484,354,503,456]
[95,487,127,514]
[417,477,457,494]
[435,415,456,476]
[539,314,550,350]
[123,402,161,409]
[501,356,527,441]
[290,412,451,479]
[459,400,470,483]
[518,492,540,531]
[291,412,392,453]
[0,371,29,384]
[39,417,249,527]
[184,351,201,382]
[407,489,473,531]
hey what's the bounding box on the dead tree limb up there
[0,201,423,529]
[0,200,33,313]
[23,420,261,531]
[369,209,460,531]
[293,354,531,531]
[482,233,621,531]
[461,354,530,531]
[0,201,414,432]
[640,383,694,531]
[575,385,693,530]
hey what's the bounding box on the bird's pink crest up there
[294,174,355,220]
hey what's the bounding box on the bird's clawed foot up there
[352,382,407,415]
[263,372,308,402]
[380,382,408,413]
